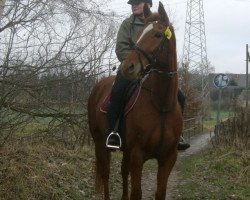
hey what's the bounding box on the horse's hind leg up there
[94,143,111,200]
[155,150,177,200]
[121,151,130,200]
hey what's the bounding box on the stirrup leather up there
[106,132,122,149]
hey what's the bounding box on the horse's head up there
[121,1,176,80]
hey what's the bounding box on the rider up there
[106,0,190,151]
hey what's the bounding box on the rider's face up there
[131,2,145,16]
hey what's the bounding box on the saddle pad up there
[100,87,141,115]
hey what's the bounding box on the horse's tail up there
[94,144,111,194]
[87,76,113,194]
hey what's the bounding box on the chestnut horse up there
[88,2,182,200]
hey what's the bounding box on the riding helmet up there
[127,0,153,7]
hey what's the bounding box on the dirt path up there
[141,132,212,199]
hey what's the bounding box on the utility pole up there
[246,44,249,108]
[246,44,249,136]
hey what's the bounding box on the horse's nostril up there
[128,63,134,72]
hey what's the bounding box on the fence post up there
[246,44,249,136]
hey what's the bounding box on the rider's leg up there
[177,90,190,150]
[177,89,185,114]
[106,70,132,149]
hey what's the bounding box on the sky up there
[104,0,250,74]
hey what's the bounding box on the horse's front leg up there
[155,150,177,200]
[121,151,130,200]
[129,148,144,200]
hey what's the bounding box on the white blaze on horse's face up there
[136,22,155,44]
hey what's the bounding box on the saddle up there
[100,85,141,115]
[100,79,142,150]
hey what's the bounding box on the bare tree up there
[0,0,119,148]
[0,0,5,20]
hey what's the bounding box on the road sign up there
[213,73,229,89]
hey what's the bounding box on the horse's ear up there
[158,1,170,25]
[144,3,152,18]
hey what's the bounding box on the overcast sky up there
[104,0,250,74]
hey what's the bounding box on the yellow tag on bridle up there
[164,27,172,40]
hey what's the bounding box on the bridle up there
[132,23,178,78]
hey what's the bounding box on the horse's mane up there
[138,13,161,38]
[144,13,160,24]
[144,12,174,31]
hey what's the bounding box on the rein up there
[149,69,178,77]
[133,28,178,156]
[134,34,178,113]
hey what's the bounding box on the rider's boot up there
[178,136,191,150]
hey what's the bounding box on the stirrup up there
[106,132,122,149]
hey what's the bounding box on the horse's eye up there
[155,32,162,38]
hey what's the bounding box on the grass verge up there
[176,147,250,200]
[0,140,156,200]
[0,140,98,200]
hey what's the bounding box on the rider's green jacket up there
[115,14,144,62]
